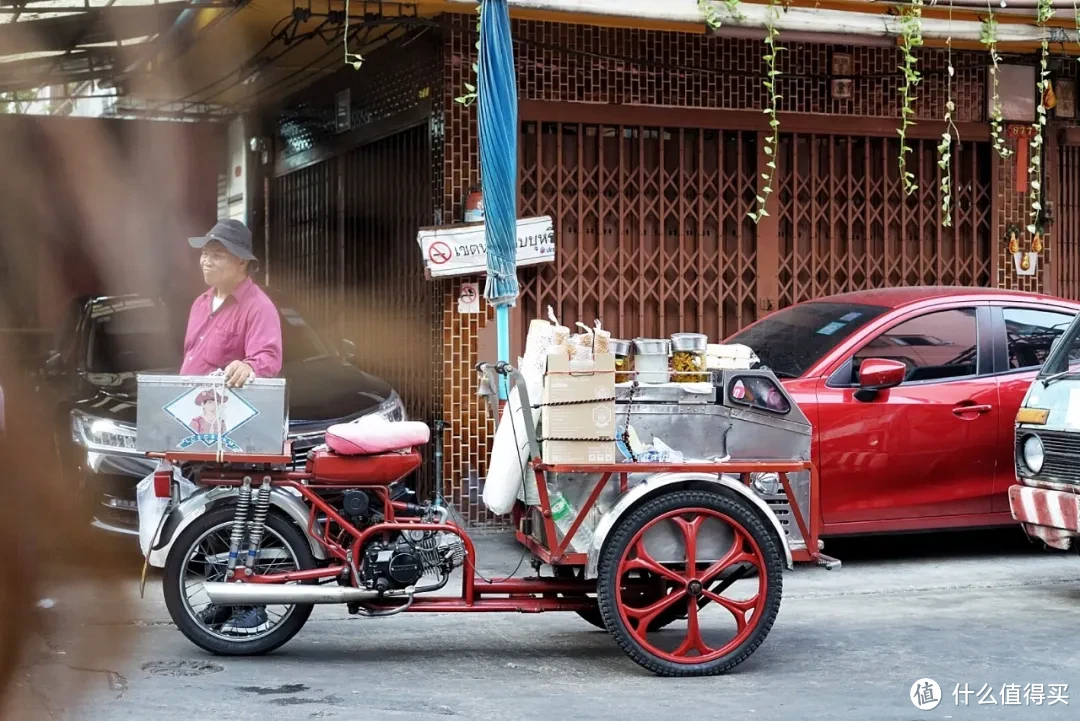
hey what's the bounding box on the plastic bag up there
[592,319,611,356]
[638,437,685,464]
[137,463,196,557]
[548,307,571,350]
[570,322,594,362]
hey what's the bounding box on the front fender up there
[583,472,794,579]
[147,485,327,568]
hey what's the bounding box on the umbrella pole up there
[496,305,510,401]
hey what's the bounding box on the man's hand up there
[223,360,255,388]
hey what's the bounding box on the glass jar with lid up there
[670,333,708,383]
[611,339,632,384]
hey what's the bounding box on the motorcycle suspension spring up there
[243,477,273,575]
[226,477,253,572]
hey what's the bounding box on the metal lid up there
[633,338,671,355]
[611,339,632,356]
[671,333,708,351]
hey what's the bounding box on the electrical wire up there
[196,16,347,104]
[234,21,413,109]
[165,13,301,105]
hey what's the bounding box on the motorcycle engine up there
[361,519,466,593]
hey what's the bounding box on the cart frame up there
[478,362,829,572]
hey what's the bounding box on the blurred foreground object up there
[0,356,132,718]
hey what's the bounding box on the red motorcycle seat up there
[307,447,421,485]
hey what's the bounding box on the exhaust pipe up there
[202,582,411,606]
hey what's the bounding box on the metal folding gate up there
[268,124,440,494]
[518,118,995,340]
[1056,144,1080,300]
[776,133,994,308]
[518,121,760,340]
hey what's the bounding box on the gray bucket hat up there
[188,219,256,261]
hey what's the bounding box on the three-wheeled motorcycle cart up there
[147,363,837,677]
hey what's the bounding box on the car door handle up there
[952,404,993,416]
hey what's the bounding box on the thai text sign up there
[417,215,555,279]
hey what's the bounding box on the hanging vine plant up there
[455,2,483,105]
[699,0,745,28]
[980,4,1012,160]
[938,3,958,228]
[1029,0,1054,235]
[750,0,784,223]
[1075,0,1080,57]
[344,0,364,69]
[897,0,924,197]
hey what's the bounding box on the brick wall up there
[438,15,1046,523]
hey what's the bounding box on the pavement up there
[9,526,1080,721]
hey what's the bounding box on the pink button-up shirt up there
[179,277,283,378]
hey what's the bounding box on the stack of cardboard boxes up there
[540,351,617,464]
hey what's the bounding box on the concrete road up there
[10,528,1080,721]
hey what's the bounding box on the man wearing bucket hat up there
[149,219,281,635]
[181,219,282,387]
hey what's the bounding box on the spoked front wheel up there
[162,505,317,656]
[597,489,783,677]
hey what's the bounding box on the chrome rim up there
[178,520,303,643]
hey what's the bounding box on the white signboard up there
[458,282,480,314]
[417,215,555,279]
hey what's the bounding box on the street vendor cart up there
[141,361,836,677]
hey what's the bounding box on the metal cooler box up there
[135,375,289,455]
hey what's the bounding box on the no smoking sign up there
[428,241,452,265]
[458,282,480,314]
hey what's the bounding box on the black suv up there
[34,291,406,537]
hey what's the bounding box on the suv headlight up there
[71,411,138,454]
[365,393,407,423]
[1022,434,1045,475]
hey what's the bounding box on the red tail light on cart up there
[153,469,172,498]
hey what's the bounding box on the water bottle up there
[548,483,589,553]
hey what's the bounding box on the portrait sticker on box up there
[136,375,288,456]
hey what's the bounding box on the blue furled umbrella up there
[477,0,518,395]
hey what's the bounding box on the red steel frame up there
[518,460,821,566]
[150,449,820,613]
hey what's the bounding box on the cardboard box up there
[542,440,617,465]
[541,351,616,464]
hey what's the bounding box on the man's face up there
[199,241,246,288]
[201,400,218,421]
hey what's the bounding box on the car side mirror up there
[341,339,358,362]
[855,358,906,401]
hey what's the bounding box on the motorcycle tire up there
[163,505,317,656]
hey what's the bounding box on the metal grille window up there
[268,125,439,496]
[271,162,338,333]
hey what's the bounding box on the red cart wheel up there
[597,489,783,677]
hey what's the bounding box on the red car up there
[725,287,1080,537]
